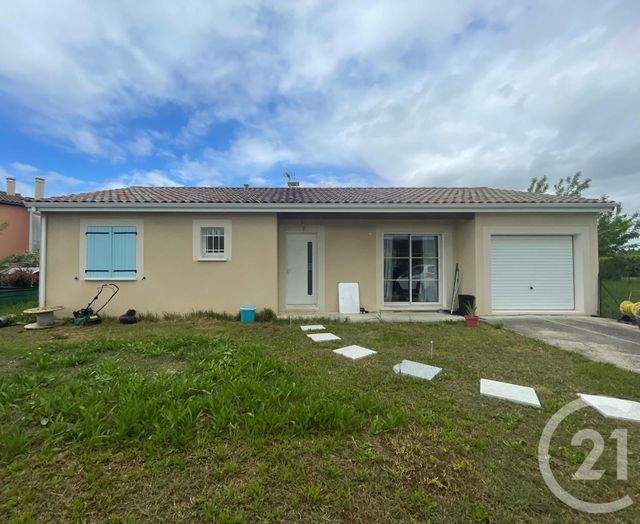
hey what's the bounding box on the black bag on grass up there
[119,309,138,324]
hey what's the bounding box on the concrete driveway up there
[487,315,640,373]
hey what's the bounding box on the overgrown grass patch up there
[1,319,639,522]
[1,334,396,456]
[0,300,37,325]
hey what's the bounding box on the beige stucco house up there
[27,186,613,317]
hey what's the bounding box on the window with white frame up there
[383,234,440,303]
[193,220,232,261]
[80,219,143,280]
[201,227,225,257]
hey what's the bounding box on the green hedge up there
[600,255,640,279]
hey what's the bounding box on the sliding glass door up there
[383,234,439,303]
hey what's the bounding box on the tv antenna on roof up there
[284,172,299,187]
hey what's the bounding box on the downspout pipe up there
[39,214,46,307]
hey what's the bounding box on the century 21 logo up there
[538,399,633,514]
[571,428,627,482]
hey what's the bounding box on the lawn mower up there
[73,283,120,326]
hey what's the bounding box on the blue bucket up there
[240,305,256,323]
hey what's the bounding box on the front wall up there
[279,213,599,315]
[43,211,600,316]
[325,220,378,312]
[44,213,279,316]
[279,218,463,313]
[453,219,476,296]
[0,204,29,258]
[474,212,599,315]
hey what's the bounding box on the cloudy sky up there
[0,1,638,209]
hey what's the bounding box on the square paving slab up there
[578,394,640,423]
[300,325,325,331]
[338,282,360,314]
[333,345,377,360]
[393,360,442,381]
[307,332,341,342]
[480,378,541,408]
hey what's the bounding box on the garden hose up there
[619,300,640,318]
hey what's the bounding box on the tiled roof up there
[0,191,25,207]
[32,186,605,205]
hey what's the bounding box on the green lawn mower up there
[73,283,120,326]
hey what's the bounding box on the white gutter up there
[28,210,35,251]
[39,214,46,307]
[26,201,616,213]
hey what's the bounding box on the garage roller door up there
[491,236,574,311]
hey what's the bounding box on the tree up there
[527,172,640,255]
[527,176,549,193]
[528,172,592,197]
[597,198,640,256]
[552,171,592,197]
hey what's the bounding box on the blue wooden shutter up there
[86,226,113,278]
[112,226,137,278]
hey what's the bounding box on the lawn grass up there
[600,277,640,319]
[0,300,37,325]
[1,315,639,522]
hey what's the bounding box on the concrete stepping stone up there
[480,378,541,408]
[578,394,640,423]
[393,360,442,381]
[300,324,325,331]
[307,332,341,342]
[333,345,377,360]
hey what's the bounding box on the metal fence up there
[599,275,640,320]
[0,286,38,306]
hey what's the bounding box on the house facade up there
[0,177,44,259]
[0,178,30,259]
[28,186,613,316]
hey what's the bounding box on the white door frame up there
[381,233,443,306]
[286,232,318,306]
[279,224,325,311]
[375,224,454,311]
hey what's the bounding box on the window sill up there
[382,303,442,309]
[197,257,229,262]
[285,305,319,310]
[84,277,138,281]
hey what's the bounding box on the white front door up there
[286,233,317,305]
[490,235,575,311]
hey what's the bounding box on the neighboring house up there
[0,177,44,259]
[27,185,614,316]
[0,179,29,259]
[0,184,28,259]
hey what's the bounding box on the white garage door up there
[491,235,575,311]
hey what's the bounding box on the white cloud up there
[127,133,155,157]
[304,172,375,188]
[0,163,83,197]
[228,137,297,169]
[101,169,181,189]
[10,162,38,174]
[247,175,268,186]
[176,108,221,144]
[0,166,13,182]
[43,171,84,187]
[0,1,638,209]
[100,140,294,189]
